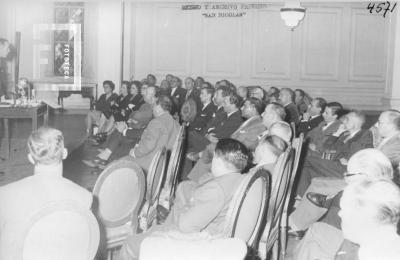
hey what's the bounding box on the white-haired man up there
[339,178,400,260]
[0,127,92,260]
[294,149,394,260]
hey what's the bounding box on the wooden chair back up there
[92,160,146,229]
[224,169,271,250]
[19,201,100,260]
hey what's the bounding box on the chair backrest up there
[261,147,294,251]
[92,160,146,228]
[283,133,304,217]
[18,201,100,260]
[290,122,296,139]
[224,169,271,249]
[161,124,187,208]
[146,147,168,205]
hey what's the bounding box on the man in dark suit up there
[307,102,343,156]
[298,97,326,136]
[279,88,300,125]
[188,85,217,133]
[170,76,187,116]
[184,77,201,111]
[296,110,373,196]
[187,89,243,154]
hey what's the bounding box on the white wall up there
[126,2,395,110]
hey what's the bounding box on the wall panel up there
[300,7,342,81]
[252,8,292,79]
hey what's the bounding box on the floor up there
[0,109,98,188]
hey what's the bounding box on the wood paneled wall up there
[127,2,394,110]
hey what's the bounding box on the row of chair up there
[19,129,303,260]
[90,124,187,259]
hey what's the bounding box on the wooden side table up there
[0,103,49,159]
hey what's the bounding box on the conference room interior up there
[0,0,400,260]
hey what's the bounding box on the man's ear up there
[62,148,68,160]
[27,153,35,165]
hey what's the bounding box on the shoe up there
[82,158,108,168]
[306,192,328,208]
[288,229,305,240]
[186,152,200,161]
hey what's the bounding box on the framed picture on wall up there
[54,2,84,77]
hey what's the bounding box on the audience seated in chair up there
[0,127,93,260]
[290,110,400,233]
[297,97,326,136]
[249,135,288,175]
[294,89,309,116]
[117,138,250,260]
[187,89,243,154]
[258,102,287,138]
[307,102,344,156]
[279,88,300,125]
[82,85,157,168]
[85,80,118,136]
[119,94,180,173]
[296,110,373,196]
[338,178,400,260]
[187,85,217,133]
[170,76,187,117]
[292,149,394,260]
[183,77,202,112]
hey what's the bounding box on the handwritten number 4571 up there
[367,2,397,18]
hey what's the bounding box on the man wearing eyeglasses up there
[293,149,394,260]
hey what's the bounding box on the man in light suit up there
[0,127,92,260]
[289,110,399,234]
[296,110,373,196]
[118,138,249,260]
[121,94,180,173]
[186,97,265,181]
[375,110,400,175]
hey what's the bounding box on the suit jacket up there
[185,89,202,112]
[284,103,300,125]
[378,133,400,168]
[231,115,266,151]
[298,115,324,136]
[308,120,342,154]
[171,87,187,115]
[132,112,180,172]
[323,129,373,160]
[213,110,243,139]
[189,102,217,133]
[127,102,153,133]
[200,106,227,136]
[0,173,92,260]
[169,173,244,236]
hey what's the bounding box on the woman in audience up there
[90,81,133,144]
[85,80,118,136]
[339,178,400,260]
[111,81,133,123]
[118,138,250,260]
[128,81,144,112]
